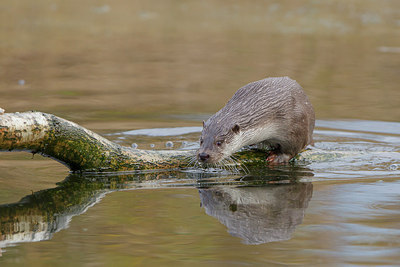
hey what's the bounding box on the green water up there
[1,0,400,266]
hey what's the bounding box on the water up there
[1,0,400,266]
[1,121,399,265]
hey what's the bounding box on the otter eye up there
[216,141,223,147]
[200,138,203,145]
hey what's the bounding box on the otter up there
[197,77,315,164]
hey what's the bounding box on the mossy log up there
[0,111,269,172]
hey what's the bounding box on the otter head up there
[197,120,241,164]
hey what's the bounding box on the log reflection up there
[0,166,314,253]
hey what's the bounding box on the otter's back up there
[214,77,311,131]
[200,76,315,163]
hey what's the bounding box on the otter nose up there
[198,152,210,161]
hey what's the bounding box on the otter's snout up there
[198,152,210,162]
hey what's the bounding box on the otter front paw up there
[266,152,291,164]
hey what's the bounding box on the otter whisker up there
[227,158,238,174]
[225,159,236,174]
[195,158,201,169]
[229,156,241,173]
[221,159,232,172]
[216,162,223,173]
[183,154,194,163]
[190,155,203,170]
[220,159,229,173]
[188,160,196,169]
[230,155,249,174]
[221,154,237,173]
[215,162,220,172]
[186,155,197,168]
[227,157,241,174]
[224,163,231,174]
[222,158,238,174]
[210,162,215,172]
[182,154,191,160]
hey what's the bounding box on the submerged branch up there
[0,111,268,172]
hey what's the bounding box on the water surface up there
[1,121,399,266]
[0,0,399,266]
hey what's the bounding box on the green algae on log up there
[0,111,270,172]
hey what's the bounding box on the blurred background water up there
[0,0,399,266]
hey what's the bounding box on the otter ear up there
[231,124,240,134]
[202,120,206,128]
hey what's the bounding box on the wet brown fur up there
[198,77,315,164]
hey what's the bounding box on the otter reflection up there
[199,183,313,244]
[0,167,313,254]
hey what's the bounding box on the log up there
[0,111,268,172]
